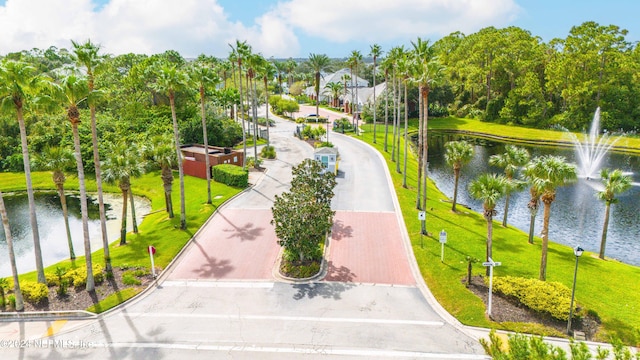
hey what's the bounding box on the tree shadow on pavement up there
[191,240,234,278]
[331,219,353,241]
[219,213,264,241]
[291,261,357,300]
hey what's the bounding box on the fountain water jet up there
[567,107,619,179]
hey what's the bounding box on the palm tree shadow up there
[219,212,264,241]
[331,219,353,241]
[191,239,234,278]
[323,261,357,282]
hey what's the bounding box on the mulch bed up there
[466,275,600,339]
[9,268,153,313]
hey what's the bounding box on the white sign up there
[482,261,502,267]
[418,211,426,221]
[439,230,447,244]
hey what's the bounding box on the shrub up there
[246,156,262,168]
[21,282,49,304]
[260,145,276,159]
[212,164,249,188]
[488,276,573,321]
[122,272,142,286]
[63,264,104,288]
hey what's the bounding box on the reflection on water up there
[0,192,151,277]
[428,133,640,266]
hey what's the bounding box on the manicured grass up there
[86,288,140,314]
[2,170,243,310]
[359,119,640,345]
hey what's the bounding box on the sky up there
[0,0,638,59]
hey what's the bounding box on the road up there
[0,108,488,359]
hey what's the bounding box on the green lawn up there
[359,118,640,345]
[2,170,243,310]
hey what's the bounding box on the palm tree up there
[596,168,631,259]
[323,82,343,108]
[51,74,96,291]
[340,73,351,113]
[0,60,47,284]
[229,40,251,169]
[524,155,577,281]
[245,53,261,164]
[468,173,508,275]
[348,50,363,133]
[260,60,277,145]
[189,60,220,204]
[444,140,475,212]
[102,142,145,245]
[151,64,189,230]
[369,44,383,143]
[72,39,112,273]
[489,145,530,227]
[32,146,76,260]
[284,58,297,90]
[308,53,332,140]
[397,55,412,187]
[146,134,177,217]
[379,58,392,152]
[0,191,25,311]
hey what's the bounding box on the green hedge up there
[212,164,249,188]
[21,282,49,304]
[489,275,573,321]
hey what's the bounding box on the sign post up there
[439,229,447,262]
[482,258,502,317]
[147,245,157,278]
[418,211,426,248]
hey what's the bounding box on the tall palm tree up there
[72,39,112,273]
[468,173,508,275]
[596,168,631,259]
[0,60,47,284]
[189,60,220,204]
[51,74,95,291]
[246,53,263,164]
[489,145,530,227]
[284,58,297,90]
[151,64,189,230]
[229,40,251,169]
[340,73,351,113]
[348,50,363,133]
[444,141,475,212]
[32,146,76,260]
[0,191,24,311]
[379,58,392,152]
[323,82,343,108]
[397,55,412,187]
[524,155,577,281]
[369,44,383,143]
[146,134,177,217]
[260,60,277,145]
[102,142,145,245]
[308,53,332,140]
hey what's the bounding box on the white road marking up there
[161,280,274,288]
[122,312,444,327]
[107,342,489,359]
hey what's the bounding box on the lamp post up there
[567,245,584,335]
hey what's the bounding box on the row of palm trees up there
[444,141,632,280]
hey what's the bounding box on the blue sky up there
[0,0,638,58]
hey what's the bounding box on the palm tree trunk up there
[528,211,537,244]
[252,77,259,165]
[539,202,552,281]
[90,105,111,273]
[599,203,611,259]
[57,184,75,260]
[502,193,511,227]
[384,72,389,152]
[161,165,174,218]
[200,86,212,204]
[390,69,397,160]
[238,62,247,169]
[452,170,460,212]
[169,93,187,230]
[395,77,401,173]
[72,123,95,292]
[264,78,271,146]
[120,187,128,244]
[0,192,25,311]
[486,215,493,276]
[372,59,377,143]
[17,109,45,284]
[422,89,429,213]
[129,189,138,234]
[416,88,423,209]
[402,80,408,187]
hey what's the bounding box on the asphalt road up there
[0,108,488,359]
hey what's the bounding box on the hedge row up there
[212,164,249,188]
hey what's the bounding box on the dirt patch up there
[466,275,600,339]
[7,268,153,313]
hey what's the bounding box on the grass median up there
[358,117,640,345]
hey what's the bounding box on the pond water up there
[0,192,151,277]
[427,133,640,267]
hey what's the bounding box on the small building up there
[180,144,244,179]
[313,147,339,175]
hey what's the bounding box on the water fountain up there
[567,107,619,179]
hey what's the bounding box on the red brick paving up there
[324,211,415,285]
[168,208,280,280]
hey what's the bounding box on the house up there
[313,147,339,175]
[180,144,244,179]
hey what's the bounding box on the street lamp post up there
[567,245,584,335]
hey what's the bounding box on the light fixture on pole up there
[567,245,584,335]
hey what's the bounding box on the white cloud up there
[273,0,521,43]
[0,0,522,58]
